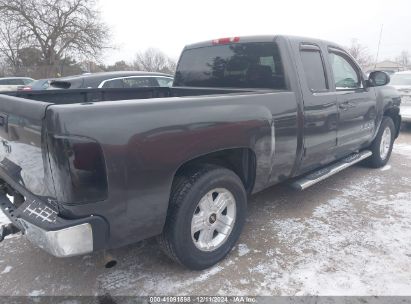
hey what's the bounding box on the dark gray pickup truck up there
[0,35,401,270]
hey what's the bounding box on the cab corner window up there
[329,52,361,90]
[300,49,328,92]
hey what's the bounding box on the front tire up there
[367,116,395,168]
[158,165,247,270]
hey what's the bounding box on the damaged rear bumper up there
[0,174,108,257]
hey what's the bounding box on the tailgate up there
[0,94,55,200]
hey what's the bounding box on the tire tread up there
[157,165,219,265]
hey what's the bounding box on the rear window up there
[174,42,286,89]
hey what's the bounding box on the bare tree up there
[0,0,110,77]
[103,60,134,72]
[133,48,176,74]
[0,11,29,71]
[396,50,410,68]
[347,39,372,69]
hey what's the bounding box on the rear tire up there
[366,116,395,168]
[157,165,247,270]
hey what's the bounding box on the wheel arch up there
[383,107,401,138]
[172,147,257,195]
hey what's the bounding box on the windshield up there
[174,42,286,90]
[390,73,411,86]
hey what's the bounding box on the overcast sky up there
[99,0,411,64]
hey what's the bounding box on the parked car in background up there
[0,77,34,92]
[49,71,174,89]
[390,71,411,123]
[18,79,52,91]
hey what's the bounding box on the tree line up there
[0,0,176,78]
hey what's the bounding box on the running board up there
[290,150,372,191]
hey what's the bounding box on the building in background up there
[365,60,409,75]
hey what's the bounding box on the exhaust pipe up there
[0,223,20,242]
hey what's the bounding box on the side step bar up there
[290,150,372,191]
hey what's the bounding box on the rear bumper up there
[20,220,93,257]
[0,175,108,257]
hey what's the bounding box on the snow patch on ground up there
[1,266,12,274]
[0,195,14,226]
[0,209,10,226]
[238,244,250,257]
[380,164,391,171]
[98,264,225,295]
[393,143,411,159]
[267,177,411,295]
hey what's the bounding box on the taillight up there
[49,136,108,205]
[212,37,240,45]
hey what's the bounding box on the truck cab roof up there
[184,35,344,51]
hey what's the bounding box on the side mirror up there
[367,71,390,87]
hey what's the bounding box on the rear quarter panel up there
[46,91,297,247]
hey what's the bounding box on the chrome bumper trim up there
[20,220,93,257]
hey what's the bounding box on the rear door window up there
[300,48,328,92]
[174,42,286,89]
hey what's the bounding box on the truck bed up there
[3,87,260,104]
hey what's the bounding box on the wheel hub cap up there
[191,188,236,252]
[208,213,217,224]
[380,126,391,160]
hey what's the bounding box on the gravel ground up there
[1,126,411,296]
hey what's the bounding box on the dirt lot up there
[1,126,411,297]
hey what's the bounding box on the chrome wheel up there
[191,188,236,252]
[380,126,392,160]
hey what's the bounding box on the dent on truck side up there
[45,93,295,247]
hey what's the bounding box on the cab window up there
[329,52,361,90]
